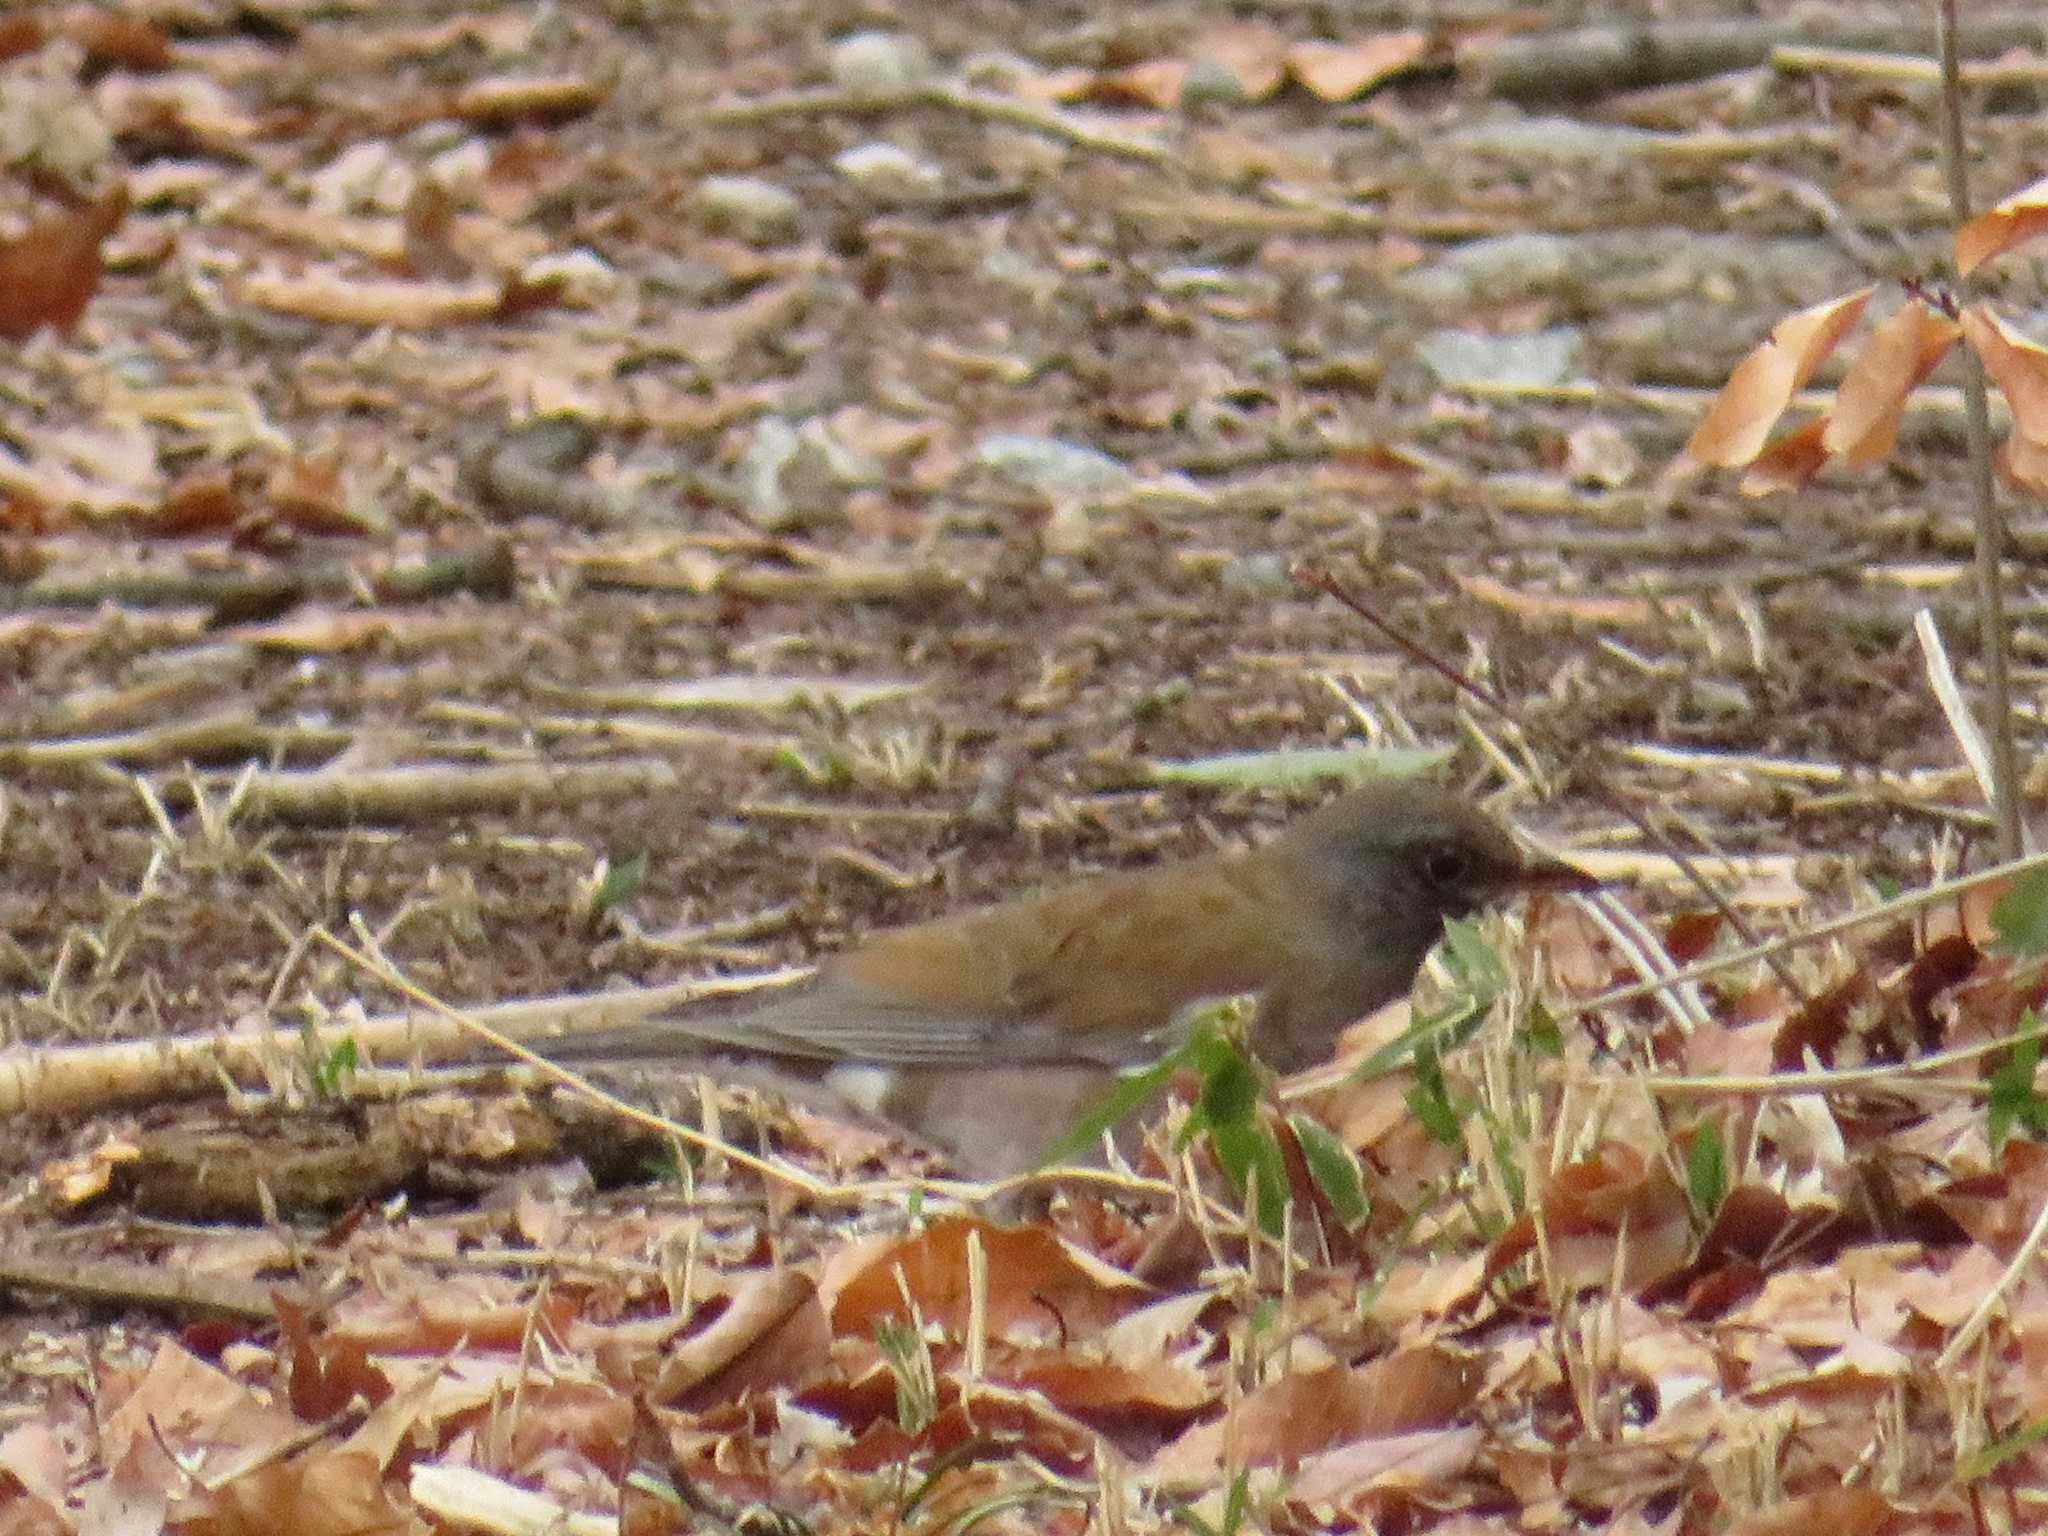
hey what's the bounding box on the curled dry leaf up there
[204,1451,423,1536]
[1147,1347,1480,1486]
[1682,286,1875,469]
[1959,305,2048,491]
[1955,172,2048,278]
[1821,299,1960,465]
[824,1215,1144,1342]
[1482,1142,1692,1294]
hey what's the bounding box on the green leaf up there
[310,1036,358,1099]
[1957,1413,2048,1482]
[1220,1468,1251,1535]
[1038,1052,1182,1169]
[1521,1002,1565,1061]
[1190,1048,1260,1134]
[1198,1079,1290,1238]
[1438,916,1507,992]
[1687,1120,1727,1219]
[586,850,648,917]
[1992,867,2048,956]
[1405,1046,1463,1148]
[1288,1113,1369,1227]
[1987,1017,2048,1151]
[1351,997,1486,1081]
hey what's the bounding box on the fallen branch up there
[0,969,808,1121]
[161,756,684,825]
[0,539,515,621]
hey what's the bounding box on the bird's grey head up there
[1280,781,1567,957]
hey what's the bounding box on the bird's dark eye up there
[1419,842,1475,889]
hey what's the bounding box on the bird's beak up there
[1504,848,1604,895]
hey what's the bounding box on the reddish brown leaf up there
[72,13,173,72]
[1663,911,1724,966]
[0,190,128,341]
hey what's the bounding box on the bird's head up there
[1279,779,1596,941]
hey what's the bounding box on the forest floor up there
[4,0,2048,1532]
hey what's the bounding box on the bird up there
[540,779,1595,1177]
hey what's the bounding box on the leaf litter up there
[6,0,2048,1531]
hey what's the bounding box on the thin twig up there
[1569,843,2048,1015]
[1297,563,1812,1005]
[1937,0,2025,860]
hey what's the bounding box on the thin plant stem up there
[1937,0,2024,859]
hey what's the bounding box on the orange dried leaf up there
[204,1451,415,1536]
[1955,173,2048,277]
[1821,299,1960,465]
[0,16,47,63]
[2006,427,2048,492]
[152,470,243,536]
[825,1216,1141,1341]
[1684,286,1875,467]
[1961,304,2048,447]
[1286,33,1430,101]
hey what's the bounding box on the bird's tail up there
[529,1022,702,1064]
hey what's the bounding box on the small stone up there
[694,175,802,246]
[834,142,944,203]
[828,30,934,94]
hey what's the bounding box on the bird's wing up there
[686,975,1094,1065]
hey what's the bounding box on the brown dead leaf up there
[275,1294,394,1422]
[1148,1348,1479,1486]
[1683,286,1875,467]
[102,1341,304,1490]
[197,1451,423,1536]
[1291,1424,1485,1507]
[0,18,46,64]
[71,12,173,72]
[993,1348,1216,1426]
[824,1216,1144,1343]
[0,190,127,341]
[1483,1142,1693,1293]
[150,469,244,536]
[652,1267,825,1405]
[1724,1486,1901,1536]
